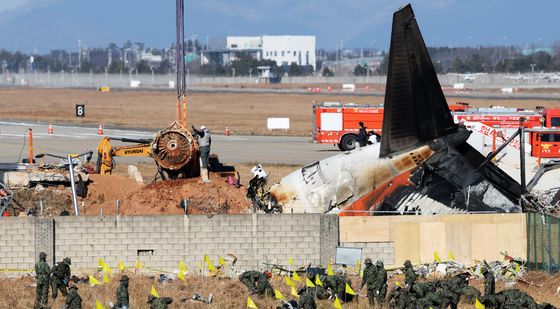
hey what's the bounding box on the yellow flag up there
[315,275,323,286]
[285,276,295,287]
[306,277,315,288]
[291,285,299,297]
[333,296,343,309]
[151,285,159,298]
[247,296,258,309]
[178,270,185,281]
[448,251,455,261]
[360,268,364,279]
[356,259,361,272]
[274,289,285,300]
[118,260,125,271]
[199,261,203,273]
[102,263,112,274]
[288,256,293,266]
[95,300,106,309]
[218,256,226,267]
[204,254,211,263]
[89,275,100,286]
[327,263,334,276]
[395,281,401,287]
[103,272,110,283]
[135,260,143,269]
[179,261,187,273]
[98,258,106,268]
[292,271,302,282]
[475,297,486,309]
[345,283,356,295]
[207,260,217,272]
[515,263,521,273]
[434,251,442,263]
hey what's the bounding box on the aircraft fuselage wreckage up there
[255,4,536,215]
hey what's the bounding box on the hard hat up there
[39,252,47,260]
[364,258,372,265]
[63,257,72,265]
[200,125,207,130]
[404,260,412,267]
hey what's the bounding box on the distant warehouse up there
[203,35,316,71]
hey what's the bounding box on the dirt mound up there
[83,174,141,215]
[121,173,250,215]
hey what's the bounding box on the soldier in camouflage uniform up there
[297,287,317,309]
[372,260,388,307]
[34,252,51,309]
[114,275,130,309]
[360,258,377,305]
[324,274,354,303]
[147,295,173,309]
[308,274,331,300]
[403,260,417,288]
[65,284,82,309]
[51,257,71,299]
[239,270,273,297]
[481,266,497,307]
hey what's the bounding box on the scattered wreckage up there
[249,4,560,216]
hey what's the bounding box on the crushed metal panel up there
[380,4,457,157]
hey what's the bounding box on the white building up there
[225,35,316,70]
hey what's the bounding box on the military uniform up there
[325,274,353,303]
[147,295,173,309]
[307,276,330,300]
[34,252,51,309]
[239,271,273,297]
[372,261,388,307]
[114,275,130,309]
[360,258,377,305]
[297,288,317,309]
[65,285,82,309]
[51,257,71,299]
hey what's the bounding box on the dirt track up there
[1,88,558,137]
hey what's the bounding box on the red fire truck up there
[312,101,560,157]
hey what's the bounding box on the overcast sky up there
[0,0,558,53]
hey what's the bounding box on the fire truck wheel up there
[340,134,359,151]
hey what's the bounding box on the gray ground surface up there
[0,120,336,165]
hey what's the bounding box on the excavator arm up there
[96,137,152,175]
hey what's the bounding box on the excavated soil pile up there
[83,174,141,216]
[122,174,250,215]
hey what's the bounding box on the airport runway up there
[0,120,337,166]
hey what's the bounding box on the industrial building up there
[204,35,316,71]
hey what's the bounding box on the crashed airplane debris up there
[260,4,532,215]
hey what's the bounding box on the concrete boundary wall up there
[0,214,338,272]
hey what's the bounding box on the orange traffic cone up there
[48,124,54,135]
[98,124,104,135]
[225,127,230,136]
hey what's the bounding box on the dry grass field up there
[1,271,558,308]
[1,88,558,137]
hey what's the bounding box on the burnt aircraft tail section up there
[380,4,457,157]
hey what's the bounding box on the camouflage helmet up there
[39,252,47,260]
[147,295,156,303]
[364,258,372,265]
[120,275,129,282]
[63,257,71,265]
[376,260,384,267]
[404,260,412,267]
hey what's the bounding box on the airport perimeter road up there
[0,121,337,165]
